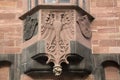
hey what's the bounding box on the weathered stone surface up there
[24,13,38,41]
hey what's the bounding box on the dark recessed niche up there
[67,54,83,65]
[32,53,48,64]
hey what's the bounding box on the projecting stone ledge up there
[21,40,93,76]
[20,4,94,76]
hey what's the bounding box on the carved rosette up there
[41,10,74,76]
[77,15,92,39]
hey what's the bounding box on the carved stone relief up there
[41,10,74,76]
[77,15,92,39]
[24,16,38,41]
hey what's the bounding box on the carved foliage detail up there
[77,15,92,39]
[24,16,38,41]
[41,10,74,76]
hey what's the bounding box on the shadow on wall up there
[102,61,120,80]
[23,73,93,80]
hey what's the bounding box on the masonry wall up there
[0,0,26,54]
[91,0,120,54]
[0,1,24,79]
[0,0,120,54]
[0,0,120,80]
[90,0,120,79]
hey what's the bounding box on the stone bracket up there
[19,3,95,76]
[21,40,93,76]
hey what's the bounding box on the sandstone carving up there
[77,15,92,39]
[41,10,74,75]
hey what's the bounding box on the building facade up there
[0,0,120,80]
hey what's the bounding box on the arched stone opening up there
[102,61,120,80]
[0,61,11,80]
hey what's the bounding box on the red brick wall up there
[91,0,120,54]
[0,0,26,54]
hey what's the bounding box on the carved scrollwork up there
[24,16,38,41]
[77,15,92,39]
[41,10,74,76]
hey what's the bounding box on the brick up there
[0,1,25,80]
[92,33,99,40]
[117,1,120,7]
[0,13,16,20]
[107,20,117,27]
[92,33,110,40]
[91,24,98,32]
[96,0,117,7]
[98,28,119,33]
[4,40,15,46]
[17,0,23,9]
[15,26,22,33]
[20,0,28,12]
[0,9,23,14]
[90,0,96,7]
[15,39,22,46]
[5,34,21,40]
[0,47,4,53]
[0,65,10,80]
[0,39,4,46]
[92,40,99,45]
[92,46,109,53]
[92,19,108,26]
[0,20,22,27]
[0,32,4,39]
[109,33,120,39]
[0,1,17,8]
[91,7,118,14]
[5,27,22,37]
[6,33,22,38]
[116,40,120,46]
[4,47,21,53]
[108,47,120,53]
[96,13,119,20]
[0,27,16,33]
[105,66,120,80]
[99,40,117,47]
[6,0,18,1]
